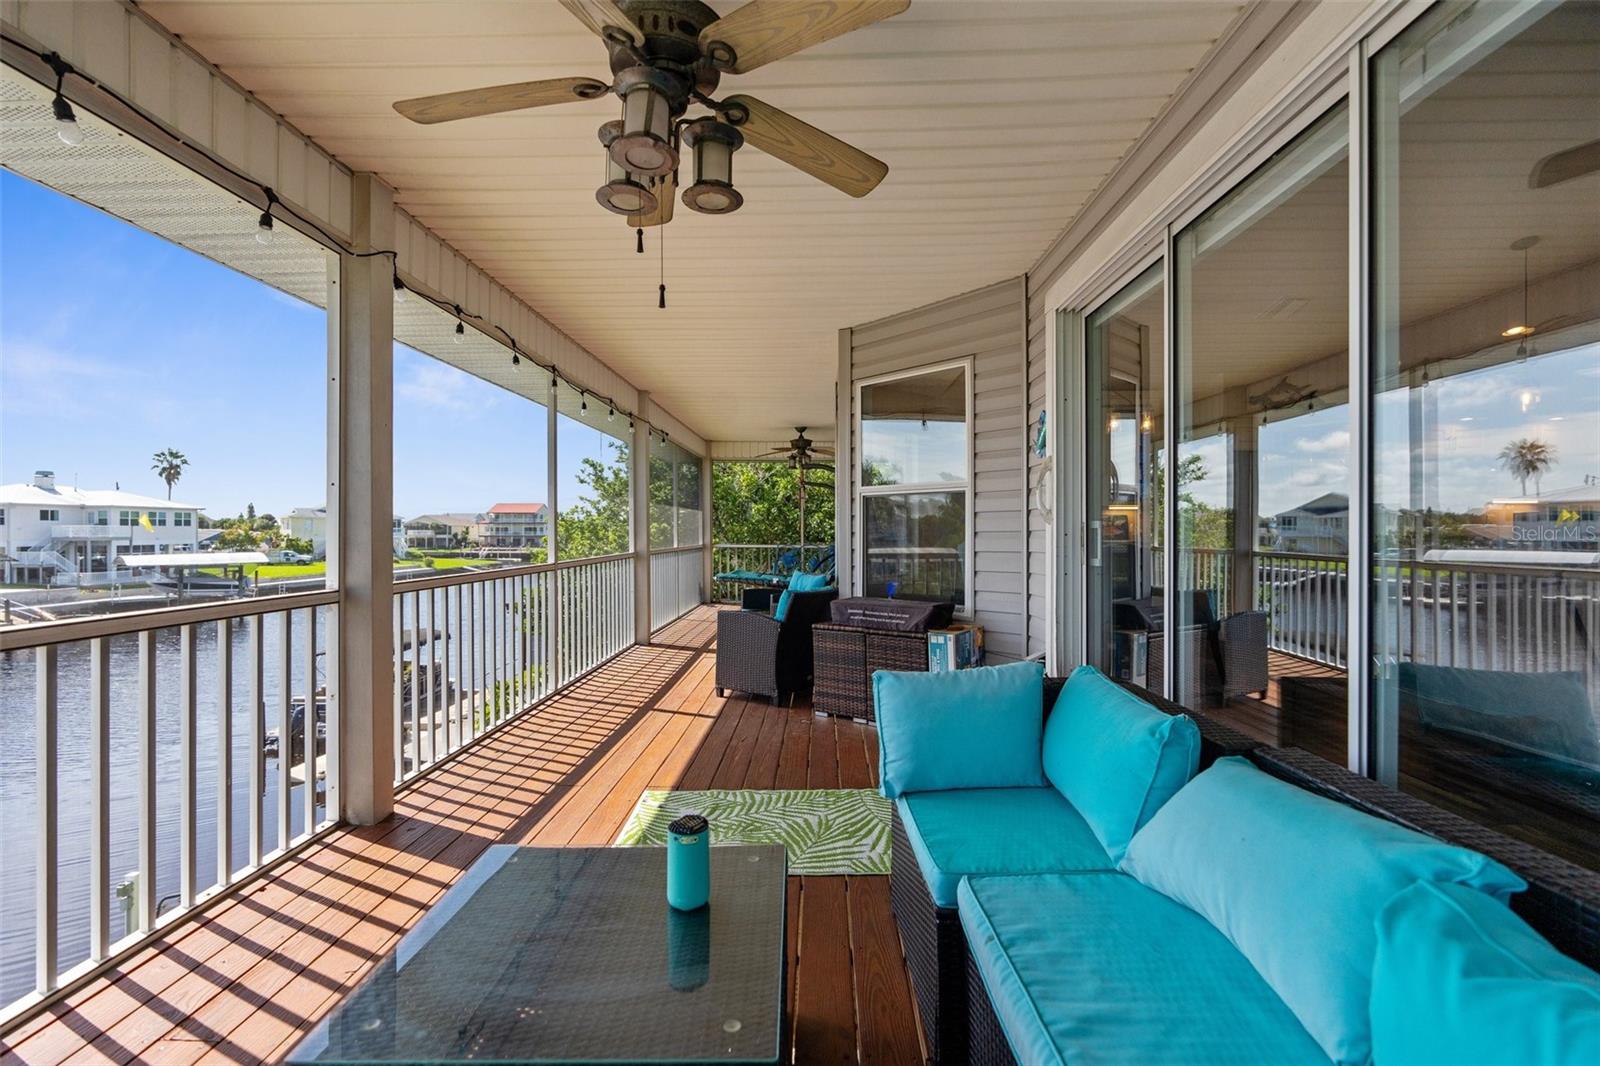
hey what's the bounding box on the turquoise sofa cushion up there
[959,873,1328,1066]
[788,571,832,592]
[1042,665,1199,863]
[875,660,1045,799]
[772,588,795,621]
[1119,756,1525,1065]
[896,789,1111,908]
[1372,880,1600,1066]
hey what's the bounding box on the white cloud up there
[1296,429,1350,454]
[395,356,501,413]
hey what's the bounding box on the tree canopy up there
[549,443,839,556]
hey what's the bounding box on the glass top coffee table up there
[288,845,787,1065]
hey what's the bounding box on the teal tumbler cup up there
[666,813,710,911]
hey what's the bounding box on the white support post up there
[334,173,396,825]
[835,330,854,595]
[701,452,713,604]
[632,393,652,643]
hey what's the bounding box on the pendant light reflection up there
[1501,236,1539,339]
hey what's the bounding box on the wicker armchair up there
[714,588,837,705]
[1147,609,1269,703]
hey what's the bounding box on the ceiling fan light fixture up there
[1501,324,1535,338]
[596,119,660,216]
[611,67,679,177]
[681,118,744,214]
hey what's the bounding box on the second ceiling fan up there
[394,1,909,226]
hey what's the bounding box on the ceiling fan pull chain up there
[636,227,644,254]
[658,225,666,309]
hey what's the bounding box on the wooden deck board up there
[2,606,923,1065]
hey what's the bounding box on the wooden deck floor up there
[1,606,923,1066]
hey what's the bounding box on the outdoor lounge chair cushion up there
[1371,880,1600,1066]
[788,571,832,592]
[895,788,1112,907]
[874,660,1046,799]
[1041,665,1200,863]
[958,873,1328,1066]
[1119,756,1524,1065]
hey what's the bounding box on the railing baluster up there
[216,617,233,888]
[306,607,319,832]
[179,623,197,908]
[425,589,437,766]
[137,629,157,933]
[35,644,58,994]
[249,614,264,868]
[450,582,462,754]
[89,637,110,960]
[277,611,292,850]
[393,596,404,783]
[409,590,421,772]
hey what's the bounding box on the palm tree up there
[1498,438,1556,496]
[151,448,190,500]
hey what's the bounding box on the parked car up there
[267,549,313,565]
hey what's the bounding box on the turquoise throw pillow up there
[772,589,795,622]
[1120,756,1525,1065]
[789,571,831,592]
[1372,880,1600,1066]
[874,660,1046,799]
[1042,665,1199,863]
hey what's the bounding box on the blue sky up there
[1,170,618,520]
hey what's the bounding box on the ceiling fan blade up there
[628,170,676,228]
[699,0,910,74]
[558,0,644,45]
[394,77,609,124]
[723,95,887,198]
[1529,139,1600,188]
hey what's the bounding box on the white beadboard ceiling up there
[138,0,1246,442]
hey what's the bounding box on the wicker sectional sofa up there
[881,665,1600,1065]
[888,676,1257,1063]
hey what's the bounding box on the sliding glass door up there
[1369,1,1600,868]
[1085,264,1164,685]
[1169,102,1350,751]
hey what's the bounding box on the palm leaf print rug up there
[615,789,891,875]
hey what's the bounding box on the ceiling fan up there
[757,427,835,470]
[393,1,908,226]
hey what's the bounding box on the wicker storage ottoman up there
[811,623,928,722]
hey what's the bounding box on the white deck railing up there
[391,553,634,785]
[0,590,339,1021]
[0,552,647,1022]
[649,546,704,633]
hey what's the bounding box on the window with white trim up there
[857,361,971,611]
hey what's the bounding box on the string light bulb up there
[256,188,277,245]
[393,272,406,303]
[608,406,615,422]
[511,352,521,370]
[51,91,82,146]
[581,395,589,414]
[45,54,82,147]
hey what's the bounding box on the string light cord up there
[4,31,655,434]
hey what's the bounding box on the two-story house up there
[0,470,201,585]
[1271,492,1349,555]
[475,503,547,549]
[405,513,478,551]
